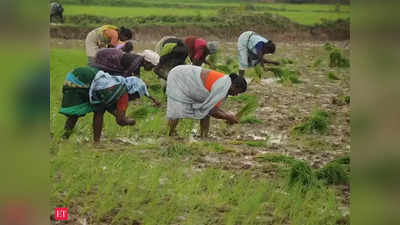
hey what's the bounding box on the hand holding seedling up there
[226,112,239,125]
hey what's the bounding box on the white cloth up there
[166,65,231,120]
[139,50,160,66]
[237,31,269,70]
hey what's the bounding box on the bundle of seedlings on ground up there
[294,110,330,134]
[267,67,301,84]
[235,97,258,120]
[313,58,323,67]
[289,160,318,189]
[345,95,350,104]
[316,162,349,185]
[129,105,160,119]
[329,49,350,68]
[280,58,295,65]
[240,115,263,124]
[328,72,340,80]
[215,56,236,74]
[324,42,335,52]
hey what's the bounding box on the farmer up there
[184,36,219,67]
[90,48,160,78]
[154,36,189,80]
[50,2,64,23]
[237,31,280,77]
[59,66,160,143]
[166,65,247,137]
[85,25,133,64]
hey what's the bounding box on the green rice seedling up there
[201,142,227,153]
[225,56,235,65]
[216,64,233,74]
[345,95,350,104]
[294,110,330,134]
[161,143,193,157]
[329,49,350,68]
[328,72,340,80]
[245,140,267,147]
[240,115,263,124]
[254,64,263,78]
[332,155,350,165]
[313,58,323,67]
[268,67,284,78]
[268,67,301,84]
[235,99,258,120]
[324,42,335,51]
[281,58,294,65]
[289,160,317,188]
[316,162,349,185]
[208,51,218,65]
[230,94,257,103]
[129,105,160,119]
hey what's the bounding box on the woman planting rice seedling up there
[91,48,160,78]
[166,65,247,137]
[154,36,189,80]
[237,31,280,77]
[60,60,160,143]
[184,36,219,67]
[85,25,133,64]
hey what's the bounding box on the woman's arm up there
[209,106,239,124]
[263,58,280,65]
[146,95,161,107]
[113,109,136,126]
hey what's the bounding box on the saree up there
[166,65,231,120]
[237,31,269,70]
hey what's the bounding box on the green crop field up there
[62,2,350,25]
[50,39,350,224]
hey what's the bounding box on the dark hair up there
[229,73,247,92]
[119,26,132,40]
[121,53,135,70]
[265,41,276,54]
[121,41,133,53]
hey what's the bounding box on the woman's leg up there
[200,116,210,138]
[93,111,105,143]
[168,119,179,136]
[62,116,79,139]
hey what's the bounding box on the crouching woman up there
[166,65,247,137]
[59,66,158,142]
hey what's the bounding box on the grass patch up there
[160,143,193,157]
[329,49,350,68]
[245,140,267,147]
[345,95,350,104]
[129,105,160,119]
[280,58,295,65]
[328,72,340,80]
[268,67,301,84]
[313,58,323,67]
[240,115,263,124]
[289,160,317,188]
[316,162,348,185]
[294,110,330,134]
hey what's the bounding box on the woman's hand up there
[152,99,161,107]
[126,118,136,126]
[226,113,239,124]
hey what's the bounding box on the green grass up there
[51,142,341,225]
[61,2,350,25]
[294,110,330,135]
[328,72,340,80]
[64,5,217,17]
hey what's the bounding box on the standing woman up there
[166,65,247,137]
[237,31,280,77]
[153,36,189,80]
[90,48,160,78]
[85,25,133,64]
[184,36,219,67]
